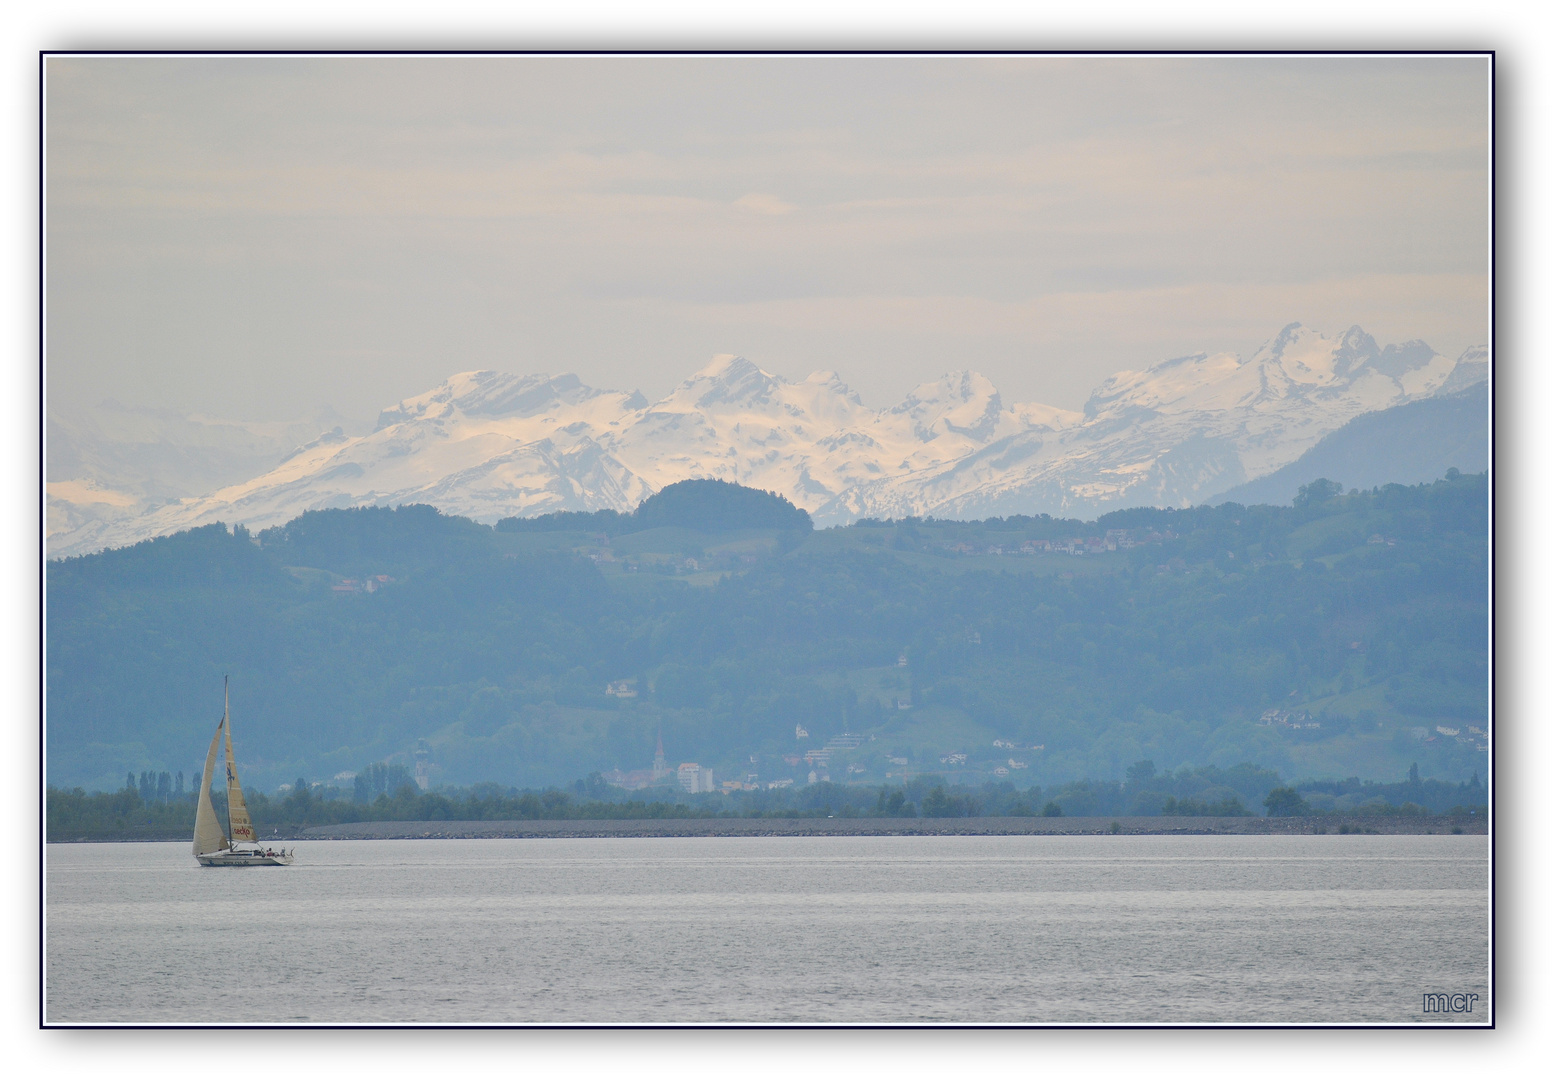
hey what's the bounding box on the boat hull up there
[196,850,294,867]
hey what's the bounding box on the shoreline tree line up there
[46,759,1487,842]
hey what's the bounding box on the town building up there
[602,767,655,790]
[677,762,714,794]
[605,731,674,790]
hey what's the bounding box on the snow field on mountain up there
[47,323,1488,558]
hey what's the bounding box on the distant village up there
[330,573,397,595]
[550,523,1189,580]
[591,676,1451,796]
[1413,723,1488,754]
[1257,708,1321,730]
[941,527,1177,558]
[599,661,1056,797]
[319,520,1458,796]
[596,724,1058,795]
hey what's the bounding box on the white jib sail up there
[193,720,228,857]
[223,686,256,845]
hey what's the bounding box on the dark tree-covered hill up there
[45,474,1488,795]
[631,478,812,533]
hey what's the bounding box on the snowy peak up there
[47,322,1486,559]
[1085,351,1246,419]
[800,369,867,410]
[1259,322,1356,385]
[672,354,786,411]
[1369,341,1439,380]
[1437,345,1490,396]
[1010,400,1085,431]
[374,370,630,431]
[692,353,747,380]
[1250,323,1445,392]
[657,356,870,429]
[891,371,1004,443]
[1084,323,1452,424]
[609,355,884,496]
[1320,326,1437,383]
[1327,325,1380,379]
[845,322,1476,525]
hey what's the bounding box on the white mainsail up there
[192,720,228,857]
[221,681,257,845]
[224,729,257,843]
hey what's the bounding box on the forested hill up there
[492,477,813,536]
[45,472,1489,795]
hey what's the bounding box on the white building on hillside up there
[678,763,714,794]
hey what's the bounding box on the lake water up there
[45,834,1489,1025]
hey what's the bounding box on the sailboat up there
[193,678,293,867]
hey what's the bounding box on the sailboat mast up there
[222,676,232,845]
[221,678,257,845]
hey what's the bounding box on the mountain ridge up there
[47,323,1488,558]
[1215,381,1489,506]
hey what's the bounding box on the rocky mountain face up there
[46,324,1488,558]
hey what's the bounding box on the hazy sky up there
[45,54,1489,428]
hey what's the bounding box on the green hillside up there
[45,472,1489,794]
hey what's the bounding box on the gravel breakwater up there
[299,815,1484,840]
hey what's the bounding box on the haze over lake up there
[45,835,1489,1025]
[40,52,1494,1036]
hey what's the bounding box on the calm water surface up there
[45,835,1489,1024]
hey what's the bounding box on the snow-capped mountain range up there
[47,323,1488,558]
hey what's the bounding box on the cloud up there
[43,55,1489,426]
[734,192,799,216]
